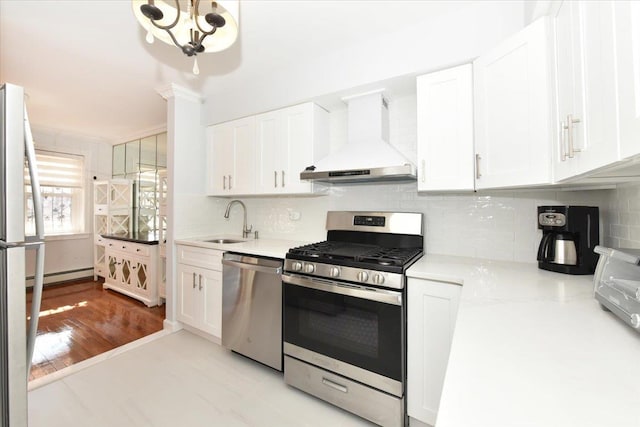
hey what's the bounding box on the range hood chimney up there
[300,90,416,183]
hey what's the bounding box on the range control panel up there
[539,212,567,227]
[353,215,386,227]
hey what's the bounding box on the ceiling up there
[0,1,523,144]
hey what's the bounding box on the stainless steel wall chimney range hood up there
[300,90,417,184]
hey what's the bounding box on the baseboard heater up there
[26,267,94,287]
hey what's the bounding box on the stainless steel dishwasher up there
[221,252,284,371]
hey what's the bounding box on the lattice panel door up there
[110,214,130,235]
[108,255,118,281]
[94,215,108,235]
[94,181,108,205]
[121,258,132,286]
[94,245,105,266]
[110,181,131,210]
[134,261,148,292]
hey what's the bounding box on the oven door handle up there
[282,273,402,306]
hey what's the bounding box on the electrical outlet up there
[289,210,301,221]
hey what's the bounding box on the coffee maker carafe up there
[537,206,599,275]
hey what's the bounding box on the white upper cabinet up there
[255,103,329,195]
[207,116,256,196]
[208,103,328,197]
[553,0,619,181]
[416,64,474,192]
[473,17,553,189]
[614,1,640,160]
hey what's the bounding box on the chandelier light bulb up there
[145,28,155,44]
[193,57,200,75]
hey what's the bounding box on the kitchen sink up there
[203,238,245,244]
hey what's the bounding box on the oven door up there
[282,273,404,397]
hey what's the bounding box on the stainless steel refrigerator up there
[1,83,45,427]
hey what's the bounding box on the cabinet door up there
[615,1,640,160]
[130,257,150,296]
[473,18,553,189]
[176,263,199,328]
[280,103,315,194]
[407,278,461,426]
[553,1,619,181]
[207,124,234,195]
[417,64,474,192]
[230,116,256,195]
[199,267,222,338]
[255,110,281,194]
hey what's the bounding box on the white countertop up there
[174,235,309,259]
[407,255,640,427]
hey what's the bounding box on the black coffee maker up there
[537,206,599,275]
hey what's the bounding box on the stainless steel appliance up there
[1,83,46,427]
[282,211,423,427]
[594,246,640,332]
[221,253,283,371]
[537,205,599,275]
[299,91,416,183]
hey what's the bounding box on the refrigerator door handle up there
[23,105,45,373]
[23,106,44,241]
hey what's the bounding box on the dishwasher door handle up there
[221,259,282,275]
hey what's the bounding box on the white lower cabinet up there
[175,245,223,340]
[103,238,159,307]
[407,278,461,427]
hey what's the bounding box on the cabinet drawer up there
[94,204,108,215]
[177,244,223,270]
[95,235,106,246]
[105,239,150,257]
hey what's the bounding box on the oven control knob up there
[372,273,385,285]
[357,271,369,283]
[292,261,303,272]
[329,267,340,278]
[304,263,315,274]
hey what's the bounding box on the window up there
[25,150,85,235]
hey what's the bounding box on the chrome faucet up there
[224,200,252,238]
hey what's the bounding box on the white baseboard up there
[26,268,95,287]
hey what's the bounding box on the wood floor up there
[26,279,165,381]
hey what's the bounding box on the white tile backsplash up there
[605,182,640,249]
[203,95,640,262]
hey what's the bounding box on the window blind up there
[25,150,84,188]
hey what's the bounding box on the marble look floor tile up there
[29,330,374,427]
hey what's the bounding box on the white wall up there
[25,126,112,282]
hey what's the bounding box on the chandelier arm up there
[197,26,218,47]
[148,0,182,31]
[161,26,188,51]
[193,0,218,36]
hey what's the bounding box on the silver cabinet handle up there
[192,272,197,288]
[198,274,203,291]
[560,120,568,161]
[421,159,426,183]
[274,170,277,188]
[475,154,481,179]
[322,377,348,393]
[229,175,232,189]
[566,114,581,158]
[223,175,227,190]
[281,170,285,187]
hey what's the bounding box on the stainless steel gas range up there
[282,211,424,427]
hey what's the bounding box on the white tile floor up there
[28,330,373,427]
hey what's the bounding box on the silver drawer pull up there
[322,377,348,393]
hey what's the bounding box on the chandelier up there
[132,1,239,75]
